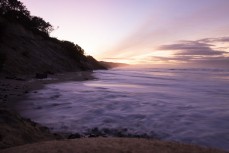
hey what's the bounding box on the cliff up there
[0,17,106,75]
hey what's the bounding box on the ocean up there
[15,68,229,150]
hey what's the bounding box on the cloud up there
[150,55,229,68]
[104,57,129,60]
[159,41,213,50]
[104,36,229,68]
[189,56,229,68]
[158,40,227,56]
[151,56,192,62]
[199,36,229,43]
[101,1,229,59]
[154,37,229,68]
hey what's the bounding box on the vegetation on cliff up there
[0,0,53,35]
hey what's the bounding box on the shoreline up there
[0,71,95,107]
[0,71,95,149]
[0,71,228,153]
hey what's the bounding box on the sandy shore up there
[0,71,228,153]
[1,138,228,153]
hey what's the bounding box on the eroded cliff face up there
[0,17,106,75]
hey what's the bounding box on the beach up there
[0,70,228,153]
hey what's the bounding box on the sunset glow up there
[20,0,229,67]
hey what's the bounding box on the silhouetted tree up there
[3,9,30,24]
[31,16,53,34]
[60,41,85,62]
[75,44,85,55]
[61,41,85,55]
[0,0,29,16]
[0,0,53,35]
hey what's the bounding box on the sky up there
[20,0,229,67]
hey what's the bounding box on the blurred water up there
[16,68,229,150]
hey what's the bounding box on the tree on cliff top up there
[0,0,29,17]
[30,16,53,34]
[61,41,85,57]
[0,0,53,34]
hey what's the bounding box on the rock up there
[5,76,16,80]
[35,73,48,79]
[45,71,54,75]
[5,76,25,81]
[15,78,26,81]
[88,134,98,138]
[68,133,81,139]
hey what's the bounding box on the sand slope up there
[1,138,228,153]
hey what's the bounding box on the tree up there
[0,0,29,16]
[31,16,53,34]
[0,0,31,25]
[75,44,85,55]
[0,0,54,35]
[60,41,85,61]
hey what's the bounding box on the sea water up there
[15,68,229,150]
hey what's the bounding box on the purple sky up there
[21,0,229,67]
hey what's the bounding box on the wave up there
[15,68,229,150]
